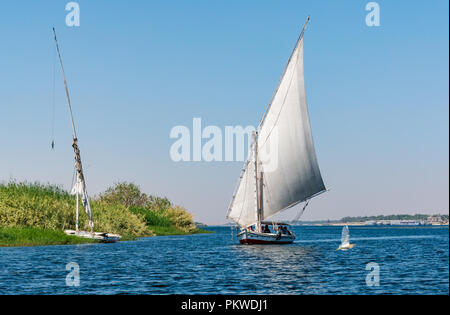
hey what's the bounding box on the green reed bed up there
[0,181,211,247]
[0,227,97,247]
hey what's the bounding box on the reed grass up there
[0,181,149,239]
[0,181,211,246]
[147,225,212,236]
[0,227,97,247]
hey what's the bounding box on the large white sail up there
[257,35,325,220]
[227,19,325,227]
[227,146,257,227]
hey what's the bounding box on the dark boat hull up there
[237,230,295,245]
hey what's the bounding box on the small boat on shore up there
[52,28,121,243]
[226,16,327,245]
[64,230,121,243]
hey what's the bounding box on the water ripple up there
[0,226,448,294]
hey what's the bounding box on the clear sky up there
[0,0,448,224]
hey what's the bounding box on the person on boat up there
[283,226,291,235]
[264,225,271,233]
[275,226,282,239]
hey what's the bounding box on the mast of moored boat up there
[52,28,94,233]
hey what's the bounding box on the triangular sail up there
[227,142,257,227]
[257,32,325,221]
[341,225,350,247]
[227,17,326,227]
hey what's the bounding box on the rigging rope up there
[51,42,56,150]
[292,200,310,223]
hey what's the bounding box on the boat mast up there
[53,28,77,139]
[257,169,263,230]
[52,28,93,232]
[252,131,263,232]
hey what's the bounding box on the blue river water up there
[0,226,448,294]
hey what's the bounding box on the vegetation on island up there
[0,181,211,247]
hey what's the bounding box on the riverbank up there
[0,226,212,247]
[149,225,212,236]
[0,227,97,247]
[0,181,212,247]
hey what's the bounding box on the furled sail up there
[72,139,93,228]
[70,173,93,228]
[257,35,325,221]
[227,145,257,227]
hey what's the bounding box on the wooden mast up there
[258,170,263,230]
[253,131,263,232]
[52,28,77,139]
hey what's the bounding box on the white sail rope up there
[50,45,56,150]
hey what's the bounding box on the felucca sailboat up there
[52,28,121,243]
[226,17,326,244]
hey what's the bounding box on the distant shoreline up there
[219,214,449,227]
[216,223,449,227]
[296,223,449,227]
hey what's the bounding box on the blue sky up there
[0,0,448,224]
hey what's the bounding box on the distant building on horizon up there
[365,215,448,226]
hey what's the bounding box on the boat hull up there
[337,244,355,251]
[64,230,121,243]
[237,231,295,245]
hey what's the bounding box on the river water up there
[0,226,448,294]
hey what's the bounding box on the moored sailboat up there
[226,17,326,244]
[52,28,121,243]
